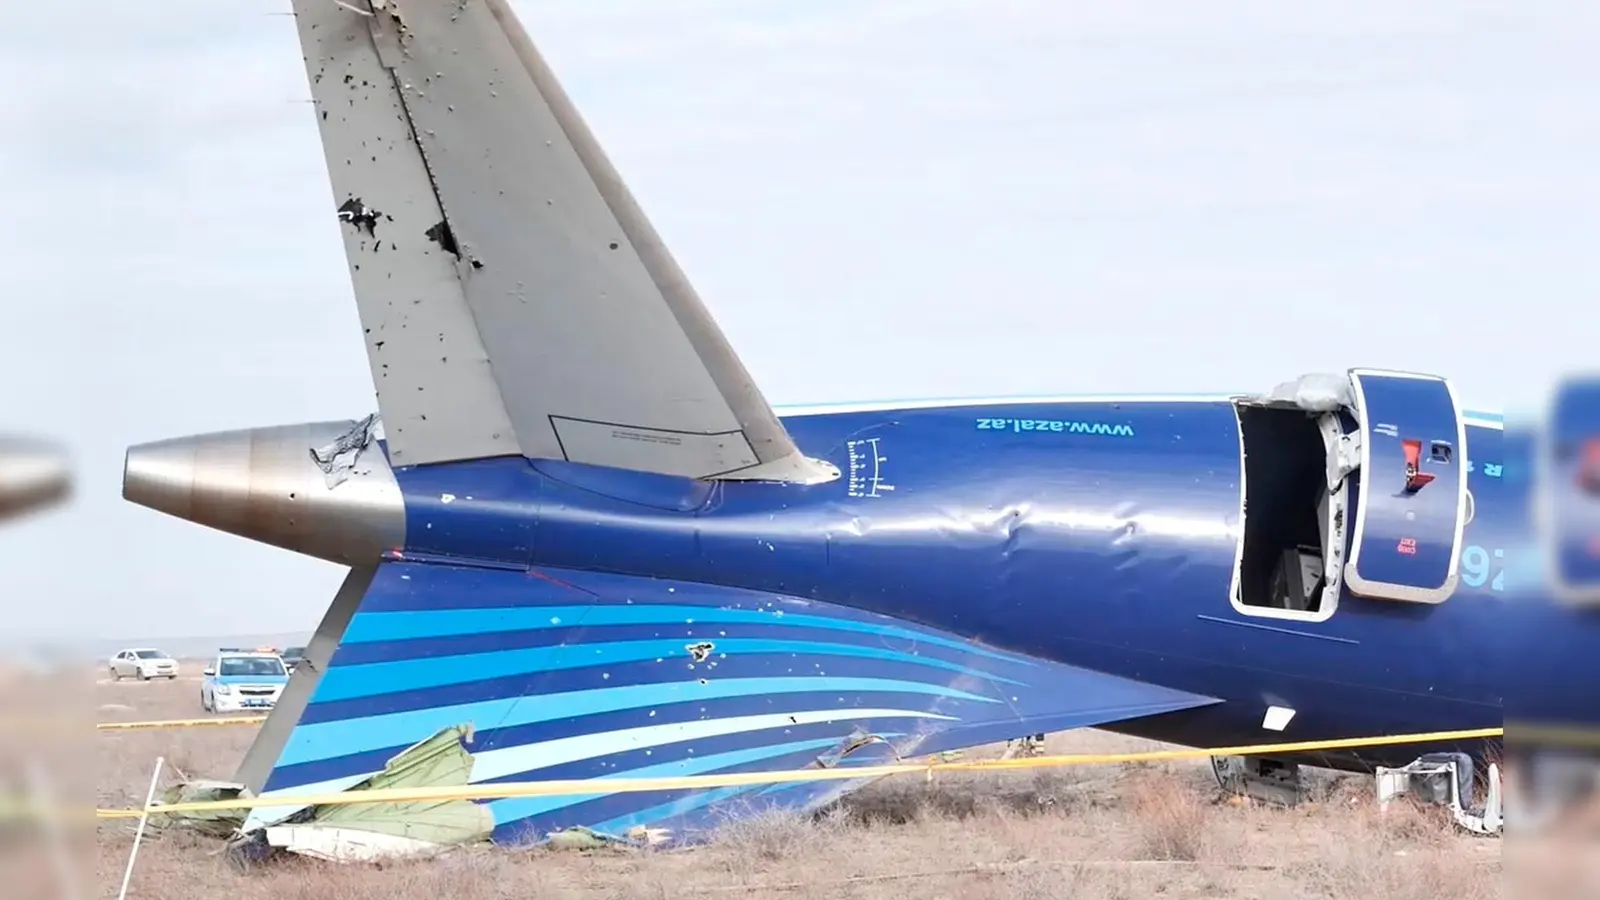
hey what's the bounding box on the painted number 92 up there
[1460,545,1504,591]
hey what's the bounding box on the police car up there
[200,649,290,713]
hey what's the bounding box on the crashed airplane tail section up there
[232,560,1219,847]
[291,0,836,484]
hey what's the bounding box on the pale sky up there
[2,1,1595,643]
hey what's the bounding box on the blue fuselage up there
[378,397,1563,770]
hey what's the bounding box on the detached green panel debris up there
[303,724,494,846]
[148,780,249,839]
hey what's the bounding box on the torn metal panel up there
[308,413,379,489]
[239,724,493,864]
[424,220,480,268]
[543,825,638,851]
[1376,754,1502,837]
[262,826,457,864]
[813,728,898,769]
[335,199,384,237]
[145,781,250,839]
[290,0,519,469]
[1238,372,1357,413]
[291,723,492,847]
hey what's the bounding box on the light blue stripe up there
[342,604,1030,664]
[585,741,904,837]
[488,737,843,827]
[315,638,1025,703]
[583,785,763,840]
[282,676,999,767]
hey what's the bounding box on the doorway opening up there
[1235,405,1334,616]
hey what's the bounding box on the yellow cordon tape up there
[97,716,268,731]
[92,726,1501,820]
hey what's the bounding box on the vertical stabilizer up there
[289,0,837,483]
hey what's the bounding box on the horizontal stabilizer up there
[237,561,1219,845]
[288,0,834,484]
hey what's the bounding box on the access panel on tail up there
[290,0,835,484]
[235,561,1218,845]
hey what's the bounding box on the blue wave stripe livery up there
[329,619,1015,666]
[267,707,942,796]
[536,719,993,843]
[270,699,958,791]
[584,785,761,840]
[341,605,1029,664]
[489,734,906,842]
[246,561,1222,843]
[313,637,1026,704]
[486,736,846,829]
[469,719,922,786]
[279,676,1000,768]
[298,649,1003,724]
[592,777,869,841]
[577,754,898,843]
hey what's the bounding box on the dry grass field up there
[87,660,1503,900]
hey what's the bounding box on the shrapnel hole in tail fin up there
[290,0,836,483]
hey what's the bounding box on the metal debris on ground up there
[222,723,494,867]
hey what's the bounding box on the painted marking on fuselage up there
[975,418,1136,437]
[845,437,894,498]
[1195,615,1360,644]
[1460,545,1506,591]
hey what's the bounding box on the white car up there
[108,648,179,681]
[201,651,290,713]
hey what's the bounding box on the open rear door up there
[1344,368,1470,604]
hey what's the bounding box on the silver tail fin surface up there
[290,0,836,484]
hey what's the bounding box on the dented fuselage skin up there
[131,395,1525,773]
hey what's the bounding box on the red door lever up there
[1403,439,1435,493]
